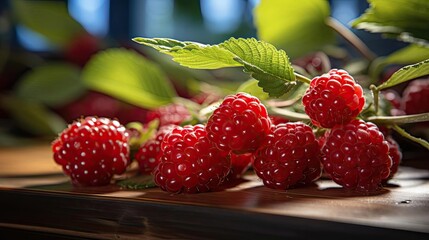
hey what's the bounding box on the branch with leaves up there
[133,37,429,151]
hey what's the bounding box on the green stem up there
[370,84,379,114]
[366,112,429,125]
[326,17,377,61]
[294,73,312,84]
[268,106,310,122]
[392,124,429,151]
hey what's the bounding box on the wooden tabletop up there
[0,144,428,239]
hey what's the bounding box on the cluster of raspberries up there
[52,69,401,193]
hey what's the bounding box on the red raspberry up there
[52,117,130,186]
[134,125,175,174]
[401,77,429,116]
[321,119,392,192]
[206,92,271,154]
[65,33,100,67]
[226,152,254,180]
[253,122,322,190]
[382,90,404,116]
[302,69,365,128]
[385,136,402,181]
[146,103,191,126]
[153,124,231,193]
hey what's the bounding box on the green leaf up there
[11,0,85,46]
[15,63,85,107]
[370,44,429,81]
[351,0,429,46]
[376,59,429,90]
[134,38,241,69]
[237,79,270,100]
[117,175,157,190]
[82,48,177,109]
[0,95,67,136]
[221,38,296,97]
[133,37,296,97]
[254,0,335,59]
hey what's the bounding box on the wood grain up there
[0,144,428,239]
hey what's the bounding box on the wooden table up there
[0,144,428,239]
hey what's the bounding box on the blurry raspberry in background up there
[65,33,101,67]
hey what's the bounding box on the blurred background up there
[0,0,421,147]
[0,0,406,54]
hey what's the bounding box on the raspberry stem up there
[392,124,429,151]
[366,112,429,125]
[295,72,312,84]
[326,17,377,61]
[268,106,311,122]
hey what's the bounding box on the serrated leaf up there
[11,0,84,46]
[133,37,296,97]
[15,63,85,107]
[370,44,429,81]
[133,38,241,69]
[254,0,335,59]
[0,95,67,136]
[351,0,429,46]
[221,38,296,97]
[376,59,429,90]
[82,48,177,109]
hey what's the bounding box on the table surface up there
[0,144,428,239]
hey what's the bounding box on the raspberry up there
[153,124,231,193]
[302,69,365,128]
[226,152,254,180]
[65,33,100,67]
[385,136,402,181]
[206,92,271,154]
[146,103,191,126]
[321,119,392,192]
[134,125,175,174]
[52,117,130,186]
[56,91,121,123]
[382,90,404,116]
[292,52,330,76]
[253,122,322,190]
[401,77,429,116]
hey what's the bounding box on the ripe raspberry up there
[153,124,231,193]
[52,117,130,186]
[385,136,402,181]
[292,52,330,76]
[302,69,365,128]
[226,152,254,180]
[253,122,322,190]
[146,103,191,126]
[382,90,404,116]
[401,77,429,116]
[206,92,271,154]
[65,33,100,67]
[56,91,121,123]
[134,125,175,174]
[321,119,392,192]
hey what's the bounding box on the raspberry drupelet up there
[135,125,175,174]
[153,124,231,193]
[253,122,322,190]
[206,92,271,154]
[52,117,130,186]
[302,69,365,128]
[321,119,392,192]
